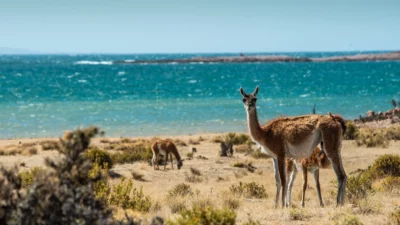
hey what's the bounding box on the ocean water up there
[0,52,399,138]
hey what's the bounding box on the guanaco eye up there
[252,98,257,102]
[242,99,246,103]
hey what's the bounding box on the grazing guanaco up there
[151,139,183,170]
[286,145,331,207]
[240,86,347,208]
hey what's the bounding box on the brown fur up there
[151,139,183,170]
[240,86,347,208]
[286,146,331,207]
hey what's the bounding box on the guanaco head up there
[177,160,183,169]
[240,86,259,112]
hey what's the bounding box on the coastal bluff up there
[114,51,400,64]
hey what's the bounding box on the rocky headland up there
[114,51,400,64]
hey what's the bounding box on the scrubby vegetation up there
[107,178,152,212]
[232,160,257,173]
[0,127,140,224]
[289,208,310,221]
[334,215,364,225]
[39,140,61,151]
[185,168,203,183]
[388,208,400,225]
[230,182,268,199]
[167,183,194,198]
[211,132,253,146]
[356,126,400,148]
[167,206,236,225]
[343,121,359,140]
[18,167,43,188]
[86,147,114,169]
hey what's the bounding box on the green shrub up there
[167,206,236,225]
[111,145,153,164]
[223,133,252,145]
[380,176,400,193]
[85,147,113,169]
[186,152,194,159]
[344,121,359,140]
[167,183,194,198]
[356,128,389,148]
[386,126,400,141]
[347,174,373,203]
[388,208,400,225]
[18,167,42,188]
[250,149,270,159]
[230,182,268,199]
[0,126,139,224]
[368,154,400,178]
[108,178,152,212]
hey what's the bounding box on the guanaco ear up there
[252,86,259,96]
[240,87,248,97]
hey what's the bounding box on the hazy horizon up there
[1,0,399,54]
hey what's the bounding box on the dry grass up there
[2,133,400,224]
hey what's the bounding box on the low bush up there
[368,154,400,178]
[356,128,389,148]
[107,178,152,212]
[380,176,400,193]
[0,126,139,224]
[289,208,309,221]
[85,147,113,169]
[250,149,270,159]
[344,121,359,140]
[39,140,61,151]
[111,145,153,165]
[167,206,236,225]
[334,215,364,225]
[18,167,43,188]
[232,160,257,173]
[388,208,400,225]
[230,182,268,199]
[167,183,194,198]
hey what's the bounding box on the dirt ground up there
[0,134,399,225]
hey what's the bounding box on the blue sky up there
[0,0,399,53]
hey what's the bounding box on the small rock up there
[366,110,375,118]
[391,116,400,124]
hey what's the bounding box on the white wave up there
[299,94,310,98]
[75,60,113,65]
[118,71,126,75]
[78,79,87,83]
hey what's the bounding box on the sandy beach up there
[1,131,399,224]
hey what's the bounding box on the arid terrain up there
[0,132,399,225]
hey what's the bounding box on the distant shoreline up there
[113,51,400,64]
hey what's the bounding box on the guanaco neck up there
[171,148,182,161]
[246,108,265,144]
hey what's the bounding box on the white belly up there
[157,145,167,155]
[285,130,321,159]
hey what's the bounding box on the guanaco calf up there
[286,146,331,207]
[151,139,183,170]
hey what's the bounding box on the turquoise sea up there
[1,52,399,138]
